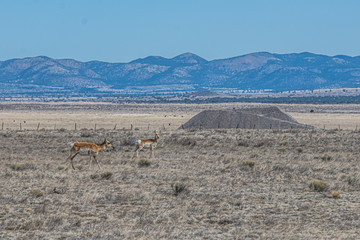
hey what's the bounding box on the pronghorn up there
[65,138,114,170]
[133,131,160,159]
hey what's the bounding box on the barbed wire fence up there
[0,121,359,131]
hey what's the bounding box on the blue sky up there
[1,0,359,62]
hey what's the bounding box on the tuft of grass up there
[309,180,328,192]
[240,160,255,168]
[279,141,288,146]
[171,182,188,196]
[138,159,151,167]
[250,152,259,158]
[100,171,113,180]
[10,163,25,171]
[331,190,341,199]
[347,176,359,187]
[296,147,303,153]
[321,155,332,161]
[10,163,35,171]
[57,165,65,170]
[30,189,44,198]
[277,147,286,153]
[225,163,232,169]
[124,165,134,171]
[90,174,99,180]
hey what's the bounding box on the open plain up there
[1,102,360,239]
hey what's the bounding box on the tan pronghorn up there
[133,131,160,159]
[66,138,114,170]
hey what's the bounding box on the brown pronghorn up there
[133,131,160,159]
[66,138,114,170]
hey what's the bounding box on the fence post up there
[114,124,117,130]
[75,123,77,130]
[37,123,40,130]
[131,124,133,131]
[1,122,3,130]
[20,123,22,130]
[95,124,97,131]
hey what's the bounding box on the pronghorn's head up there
[155,131,160,139]
[103,138,115,150]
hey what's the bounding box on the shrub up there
[80,131,93,137]
[321,155,332,161]
[121,132,135,146]
[100,171,113,180]
[309,180,328,192]
[296,147,303,153]
[253,139,271,148]
[90,174,99,180]
[171,183,188,196]
[347,176,359,187]
[178,137,196,146]
[138,159,151,167]
[240,160,255,168]
[250,153,259,158]
[237,140,250,147]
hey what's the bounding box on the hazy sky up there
[1,0,359,62]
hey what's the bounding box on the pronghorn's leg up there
[64,148,75,164]
[93,154,102,169]
[89,152,93,170]
[137,145,143,159]
[133,144,140,159]
[132,146,137,159]
[70,152,79,170]
[150,144,154,158]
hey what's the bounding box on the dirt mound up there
[180,106,313,129]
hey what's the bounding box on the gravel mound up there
[180,106,313,129]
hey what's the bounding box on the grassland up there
[1,102,360,239]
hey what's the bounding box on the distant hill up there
[1,52,360,97]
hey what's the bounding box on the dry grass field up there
[1,102,360,239]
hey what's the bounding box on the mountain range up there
[1,52,360,97]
